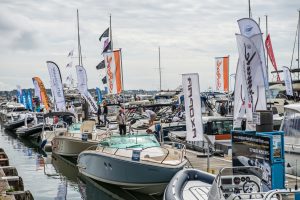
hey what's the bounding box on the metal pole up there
[159,46,162,91]
[266,15,269,82]
[207,145,210,172]
[110,14,113,51]
[77,9,81,66]
[258,17,260,27]
[298,9,300,80]
[248,0,251,18]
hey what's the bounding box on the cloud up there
[0,0,299,91]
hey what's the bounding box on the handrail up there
[263,189,298,200]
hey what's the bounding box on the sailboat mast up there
[77,9,82,66]
[110,14,113,51]
[265,15,269,81]
[248,0,251,18]
[159,46,162,91]
[298,9,300,80]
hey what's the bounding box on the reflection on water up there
[0,127,162,200]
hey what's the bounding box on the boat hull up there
[52,136,98,157]
[16,124,43,138]
[3,117,34,131]
[77,151,186,195]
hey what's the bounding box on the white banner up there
[75,65,98,113]
[104,50,122,94]
[238,18,269,93]
[283,66,293,96]
[236,34,267,125]
[47,61,66,111]
[233,60,247,128]
[182,73,203,141]
[32,78,41,100]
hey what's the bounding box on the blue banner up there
[22,89,28,109]
[27,90,33,111]
[96,87,102,104]
[16,90,21,103]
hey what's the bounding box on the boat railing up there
[93,141,186,166]
[263,189,300,200]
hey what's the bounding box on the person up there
[144,108,157,126]
[103,101,110,125]
[219,102,227,116]
[116,109,127,135]
[97,104,103,125]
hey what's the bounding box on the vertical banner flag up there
[75,65,98,112]
[104,50,123,94]
[27,90,33,111]
[182,73,203,141]
[238,18,269,92]
[282,66,293,96]
[96,87,102,104]
[215,56,229,92]
[233,60,247,128]
[236,34,267,125]
[22,89,28,109]
[265,34,281,81]
[46,61,66,111]
[16,85,22,103]
[32,77,50,110]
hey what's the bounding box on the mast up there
[110,14,113,51]
[159,46,162,91]
[265,15,269,81]
[298,9,300,80]
[248,0,251,18]
[77,9,82,66]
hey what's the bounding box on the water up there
[0,127,162,200]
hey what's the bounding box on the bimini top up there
[99,134,160,149]
[44,111,75,118]
[284,103,300,113]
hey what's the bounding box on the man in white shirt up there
[144,109,157,126]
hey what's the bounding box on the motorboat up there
[52,120,109,157]
[77,134,187,195]
[15,113,44,138]
[164,166,296,200]
[40,112,76,152]
[3,113,34,131]
[168,116,233,154]
[280,103,300,154]
[0,102,27,122]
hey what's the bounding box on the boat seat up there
[80,120,95,134]
[183,181,211,200]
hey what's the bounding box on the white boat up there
[281,103,300,154]
[40,112,76,152]
[52,120,109,157]
[164,166,297,200]
[77,134,187,195]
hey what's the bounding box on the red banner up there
[265,34,281,81]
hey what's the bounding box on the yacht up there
[77,134,187,195]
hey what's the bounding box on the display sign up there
[132,150,141,161]
[252,112,261,125]
[232,131,272,189]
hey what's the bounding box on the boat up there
[281,103,300,154]
[164,166,296,200]
[52,120,108,157]
[0,102,27,123]
[15,113,44,138]
[3,113,34,131]
[77,134,187,195]
[168,116,233,154]
[40,111,76,152]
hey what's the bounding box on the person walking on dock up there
[116,109,127,135]
[97,104,103,125]
[144,108,157,126]
[103,101,110,126]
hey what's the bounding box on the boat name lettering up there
[244,43,256,109]
[188,77,196,138]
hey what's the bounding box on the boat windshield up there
[281,109,300,136]
[204,120,233,135]
[99,134,160,149]
[68,123,82,132]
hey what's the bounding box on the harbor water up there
[0,126,162,200]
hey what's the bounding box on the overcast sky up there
[0,0,299,91]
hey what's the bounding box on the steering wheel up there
[242,180,260,193]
